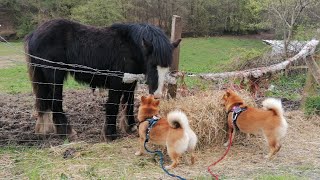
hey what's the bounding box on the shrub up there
[16,16,36,38]
[70,0,123,26]
[304,95,320,115]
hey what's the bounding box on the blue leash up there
[144,116,186,180]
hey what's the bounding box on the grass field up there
[180,37,267,73]
[0,37,267,93]
[0,41,23,56]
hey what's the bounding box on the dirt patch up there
[0,90,108,146]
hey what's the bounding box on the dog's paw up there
[223,142,229,147]
[264,154,273,159]
[135,151,142,156]
[165,165,172,170]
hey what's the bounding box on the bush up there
[16,16,36,38]
[265,73,306,101]
[304,96,320,115]
[70,0,123,26]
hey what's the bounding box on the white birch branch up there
[199,39,319,81]
[122,72,179,84]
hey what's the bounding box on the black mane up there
[111,23,173,67]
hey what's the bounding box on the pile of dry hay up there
[157,90,256,149]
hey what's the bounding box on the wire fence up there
[0,36,149,147]
[0,36,318,147]
[0,36,319,179]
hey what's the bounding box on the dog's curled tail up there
[262,98,288,137]
[262,98,284,117]
[167,110,190,129]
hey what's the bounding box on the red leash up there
[207,132,233,180]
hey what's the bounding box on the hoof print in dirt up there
[63,148,80,159]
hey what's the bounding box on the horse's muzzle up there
[153,92,162,99]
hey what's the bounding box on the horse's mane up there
[111,23,173,67]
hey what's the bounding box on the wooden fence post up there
[167,15,182,98]
[305,56,320,85]
[302,56,320,105]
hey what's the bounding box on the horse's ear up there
[172,38,182,48]
[142,38,153,54]
[153,99,160,106]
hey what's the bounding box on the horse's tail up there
[24,33,48,111]
[24,33,37,95]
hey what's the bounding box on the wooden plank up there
[167,15,182,98]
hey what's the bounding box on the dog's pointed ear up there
[153,99,160,106]
[226,89,232,97]
[172,38,181,48]
[141,95,146,103]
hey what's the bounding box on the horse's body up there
[25,19,180,140]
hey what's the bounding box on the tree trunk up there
[199,40,319,81]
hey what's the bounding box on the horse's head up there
[142,38,181,98]
[111,23,181,98]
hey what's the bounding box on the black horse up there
[25,19,181,140]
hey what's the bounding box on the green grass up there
[0,41,23,56]
[180,37,267,73]
[0,139,163,179]
[0,65,84,94]
[265,73,307,100]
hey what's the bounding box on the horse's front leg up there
[104,89,122,141]
[122,82,137,133]
[51,84,77,139]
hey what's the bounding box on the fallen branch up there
[122,71,182,84]
[199,39,319,81]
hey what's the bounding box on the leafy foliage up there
[70,0,123,26]
[2,0,320,38]
[304,96,320,115]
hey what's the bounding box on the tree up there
[70,0,123,26]
[266,0,317,57]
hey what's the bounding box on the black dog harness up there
[229,105,247,129]
[144,116,160,142]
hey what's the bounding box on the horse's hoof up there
[100,130,117,142]
[68,129,78,141]
[127,125,138,134]
[106,135,117,141]
[103,125,118,141]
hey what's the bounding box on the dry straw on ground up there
[149,90,257,149]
